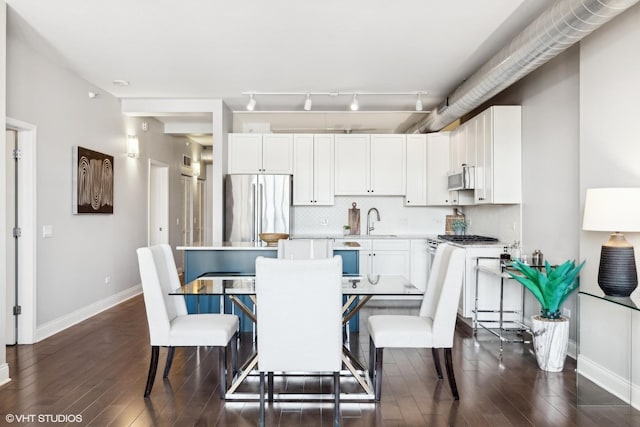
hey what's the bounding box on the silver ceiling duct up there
[412,0,640,133]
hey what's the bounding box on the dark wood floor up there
[2,295,639,426]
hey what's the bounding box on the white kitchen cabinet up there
[449,123,467,174]
[334,134,370,195]
[465,119,477,170]
[404,134,427,206]
[347,239,409,279]
[228,133,261,173]
[474,106,522,204]
[228,133,293,174]
[334,134,406,196]
[410,239,429,291]
[425,132,452,205]
[369,134,406,195]
[293,134,334,205]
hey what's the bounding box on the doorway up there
[5,129,17,345]
[148,160,169,246]
[5,118,37,344]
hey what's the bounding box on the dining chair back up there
[137,244,239,398]
[367,243,465,400]
[277,238,332,259]
[419,243,464,348]
[255,256,343,426]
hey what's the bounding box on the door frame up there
[5,117,37,344]
[147,159,169,246]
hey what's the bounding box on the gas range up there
[436,234,499,245]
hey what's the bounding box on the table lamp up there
[582,188,640,297]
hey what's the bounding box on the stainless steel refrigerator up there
[224,174,292,242]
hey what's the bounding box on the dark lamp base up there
[598,245,638,297]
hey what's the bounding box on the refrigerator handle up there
[258,183,264,236]
[251,183,257,242]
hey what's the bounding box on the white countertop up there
[292,234,433,240]
[177,242,361,251]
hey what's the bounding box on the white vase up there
[530,315,570,372]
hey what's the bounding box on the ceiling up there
[6,0,555,142]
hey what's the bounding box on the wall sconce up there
[192,161,201,177]
[127,135,139,158]
[583,187,640,296]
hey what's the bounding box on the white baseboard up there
[567,339,577,360]
[35,284,142,342]
[0,363,11,387]
[577,355,640,408]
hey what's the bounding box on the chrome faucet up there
[367,207,381,235]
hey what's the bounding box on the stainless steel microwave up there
[447,166,475,191]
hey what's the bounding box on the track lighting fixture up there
[415,93,423,111]
[240,91,428,111]
[350,94,359,111]
[246,94,256,111]
[304,94,312,111]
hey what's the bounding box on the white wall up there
[579,2,640,405]
[5,14,195,337]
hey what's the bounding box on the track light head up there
[415,93,423,111]
[246,94,256,111]
[304,94,312,111]
[350,94,359,111]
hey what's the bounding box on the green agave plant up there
[508,259,585,320]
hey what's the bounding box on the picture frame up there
[72,146,114,214]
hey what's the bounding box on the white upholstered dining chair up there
[277,238,332,259]
[367,243,465,401]
[255,256,343,427]
[137,244,239,398]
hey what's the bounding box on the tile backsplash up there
[292,196,522,242]
[292,196,452,236]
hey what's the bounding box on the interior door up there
[181,175,193,245]
[194,179,205,245]
[5,130,17,345]
[149,161,169,245]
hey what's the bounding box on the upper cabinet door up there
[491,106,522,203]
[426,132,452,205]
[313,134,335,205]
[475,109,491,204]
[334,134,370,195]
[405,134,427,206]
[292,134,314,205]
[262,134,293,174]
[293,134,334,205]
[370,134,406,195]
[228,133,262,174]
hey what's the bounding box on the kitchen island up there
[178,242,361,282]
[176,242,361,332]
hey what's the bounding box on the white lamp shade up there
[583,188,640,232]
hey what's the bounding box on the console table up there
[578,290,640,409]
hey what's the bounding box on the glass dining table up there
[170,274,423,401]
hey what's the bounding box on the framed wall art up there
[72,146,114,214]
